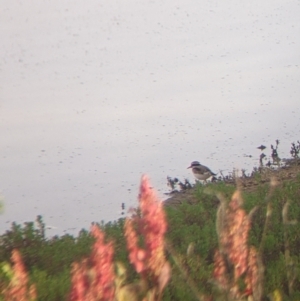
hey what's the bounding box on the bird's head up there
[187,161,200,169]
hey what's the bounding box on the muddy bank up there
[163,159,300,207]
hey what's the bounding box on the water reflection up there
[1,0,299,236]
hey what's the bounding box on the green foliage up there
[0,173,300,300]
[165,175,300,299]
[31,268,70,301]
[0,216,94,301]
[0,217,94,276]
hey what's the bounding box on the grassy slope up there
[164,165,300,300]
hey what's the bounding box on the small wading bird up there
[187,161,216,183]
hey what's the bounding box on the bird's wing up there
[194,165,209,173]
[197,165,216,175]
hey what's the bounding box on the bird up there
[187,161,216,182]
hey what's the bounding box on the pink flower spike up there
[3,249,37,301]
[69,224,115,301]
[125,175,169,285]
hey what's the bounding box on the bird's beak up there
[187,166,191,169]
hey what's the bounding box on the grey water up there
[1,0,299,236]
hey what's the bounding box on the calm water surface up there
[1,0,299,236]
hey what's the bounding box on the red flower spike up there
[124,218,146,273]
[90,225,115,301]
[69,225,115,301]
[219,190,250,280]
[69,262,88,301]
[245,246,262,300]
[124,175,169,291]
[213,250,228,290]
[213,190,261,300]
[3,249,37,301]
